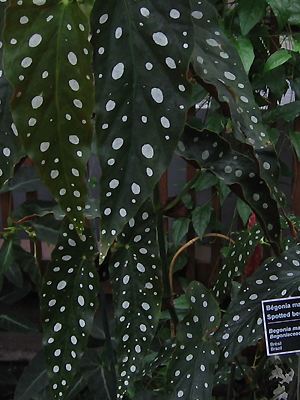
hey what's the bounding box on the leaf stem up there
[169,233,235,295]
[99,283,117,398]
[154,185,178,337]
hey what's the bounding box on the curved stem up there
[169,233,235,295]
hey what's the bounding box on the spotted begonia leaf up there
[41,220,99,399]
[109,201,162,398]
[3,0,94,231]
[167,282,220,400]
[213,227,264,301]
[190,0,284,207]
[217,243,300,362]
[92,1,193,260]
[178,119,281,251]
[0,0,23,187]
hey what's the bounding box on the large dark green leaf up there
[178,119,281,251]
[0,1,23,187]
[3,1,94,231]
[109,201,162,398]
[167,282,220,400]
[41,221,99,399]
[190,0,283,211]
[92,1,193,260]
[217,243,300,361]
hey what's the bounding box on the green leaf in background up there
[167,282,220,400]
[4,1,94,232]
[238,0,266,36]
[267,0,300,28]
[264,101,300,124]
[192,172,218,192]
[0,239,14,286]
[217,243,300,361]
[192,203,212,239]
[92,1,193,261]
[290,131,300,161]
[0,1,23,188]
[236,198,252,226]
[172,218,190,246]
[109,201,162,398]
[264,49,292,73]
[0,313,38,333]
[41,221,99,399]
[14,352,48,400]
[235,37,255,74]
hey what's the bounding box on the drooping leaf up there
[167,281,220,400]
[109,200,162,398]
[4,0,94,231]
[238,0,266,36]
[172,218,190,246]
[264,49,292,73]
[178,119,281,251]
[190,0,270,149]
[0,0,23,188]
[217,243,300,361]
[235,37,255,74]
[190,0,283,210]
[14,352,48,400]
[41,220,99,399]
[213,226,264,301]
[192,203,212,239]
[92,1,193,260]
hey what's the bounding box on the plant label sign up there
[262,296,300,356]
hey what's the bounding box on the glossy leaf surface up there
[4,0,94,230]
[41,221,99,399]
[109,201,162,398]
[168,282,220,400]
[92,1,193,259]
[217,243,300,361]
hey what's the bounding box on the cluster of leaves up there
[0,0,300,399]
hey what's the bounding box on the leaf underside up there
[92,1,193,260]
[4,0,94,231]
